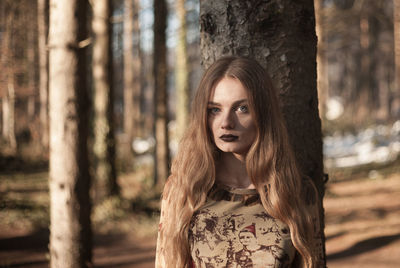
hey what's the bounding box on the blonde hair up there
[157,56,319,267]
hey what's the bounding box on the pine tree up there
[48,0,92,266]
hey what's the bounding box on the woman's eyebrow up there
[207,99,248,106]
[233,99,248,105]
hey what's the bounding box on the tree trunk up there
[2,95,10,141]
[153,0,169,187]
[48,0,92,267]
[93,0,118,199]
[377,62,390,121]
[27,0,37,121]
[314,0,328,120]
[175,0,190,140]
[123,0,135,148]
[0,3,5,139]
[38,0,49,149]
[3,8,17,152]
[132,0,142,138]
[200,0,326,266]
[6,76,17,152]
[393,0,400,117]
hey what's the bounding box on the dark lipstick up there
[219,134,238,142]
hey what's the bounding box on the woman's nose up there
[221,111,235,129]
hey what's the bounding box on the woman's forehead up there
[208,77,249,102]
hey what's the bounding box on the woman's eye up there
[208,107,220,114]
[237,105,248,113]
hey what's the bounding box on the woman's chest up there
[189,200,295,268]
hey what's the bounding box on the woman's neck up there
[215,153,255,189]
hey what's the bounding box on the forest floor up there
[1,160,400,267]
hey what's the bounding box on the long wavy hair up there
[157,56,319,267]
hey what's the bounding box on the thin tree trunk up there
[0,2,5,137]
[314,0,328,120]
[2,95,9,140]
[6,76,17,151]
[132,0,142,138]
[393,0,400,117]
[4,8,17,152]
[153,0,169,187]
[200,0,326,266]
[377,62,390,120]
[27,1,37,120]
[93,0,119,198]
[357,12,371,123]
[38,0,49,149]
[0,99,2,136]
[175,0,189,140]
[27,95,35,118]
[48,0,92,267]
[123,0,135,148]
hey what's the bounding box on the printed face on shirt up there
[239,230,257,247]
[207,77,257,157]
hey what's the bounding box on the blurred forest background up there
[0,0,400,267]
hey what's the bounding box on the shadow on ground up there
[327,233,400,260]
[0,228,156,268]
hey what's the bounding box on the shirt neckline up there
[214,183,258,195]
[207,183,260,206]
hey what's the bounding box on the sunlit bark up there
[2,7,17,152]
[175,0,189,140]
[48,0,91,266]
[315,0,328,120]
[38,0,49,149]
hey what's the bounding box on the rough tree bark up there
[38,0,49,149]
[200,0,326,266]
[92,0,118,199]
[175,0,190,140]
[48,0,92,267]
[153,0,169,187]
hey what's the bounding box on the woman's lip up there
[219,134,238,142]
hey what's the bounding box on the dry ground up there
[1,170,399,267]
[325,172,400,267]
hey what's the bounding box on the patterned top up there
[188,184,297,268]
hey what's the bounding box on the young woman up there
[156,56,321,268]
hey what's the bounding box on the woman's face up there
[207,77,257,157]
